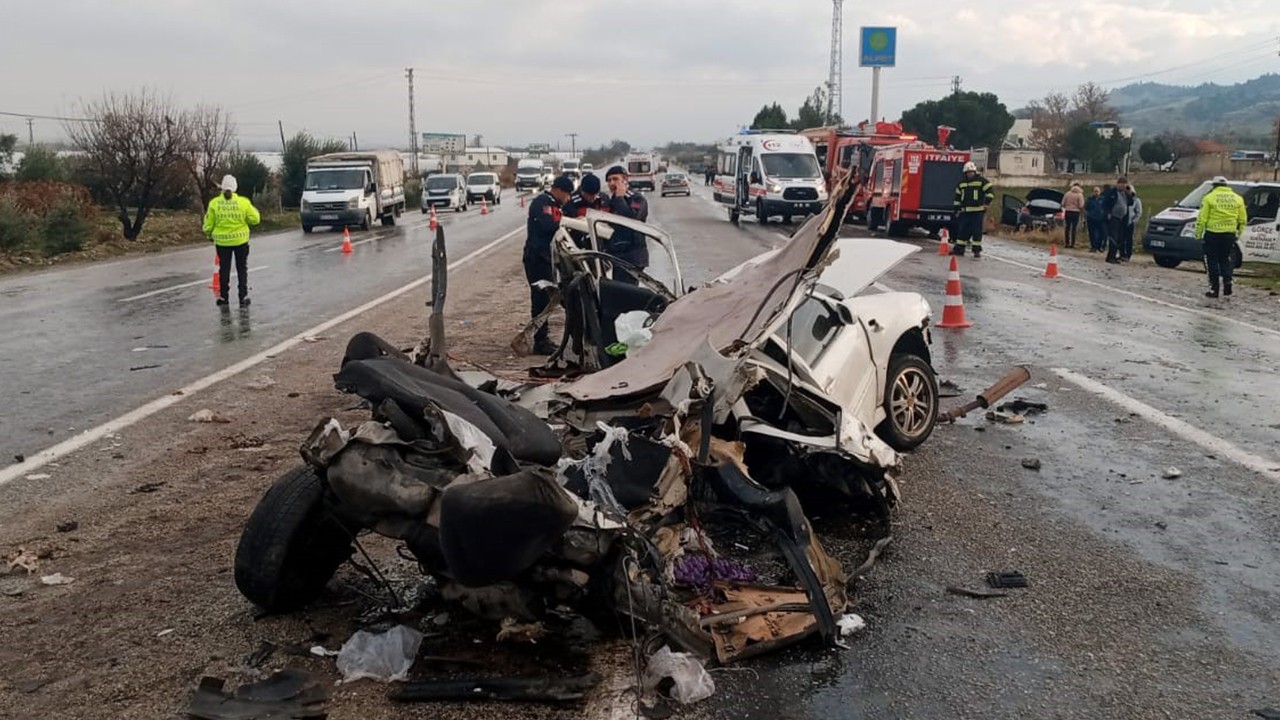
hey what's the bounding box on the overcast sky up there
[2,0,1278,150]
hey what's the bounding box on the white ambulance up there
[712,131,827,225]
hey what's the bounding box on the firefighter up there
[1194,176,1247,298]
[203,174,261,306]
[523,175,574,355]
[952,161,993,258]
[604,165,650,284]
[561,173,604,248]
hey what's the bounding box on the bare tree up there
[183,104,237,209]
[1027,92,1073,167]
[66,90,193,241]
[1072,82,1118,122]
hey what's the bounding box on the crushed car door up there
[1000,194,1024,227]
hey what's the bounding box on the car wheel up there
[783,215,792,224]
[360,212,371,231]
[302,225,313,234]
[233,465,356,613]
[380,212,395,227]
[877,353,939,451]
[729,208,740,224]
[757,200,769,225]
[1153,255,1181,269]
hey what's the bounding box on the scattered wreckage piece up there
[938,366,1033,423]
[389,673,601,703]
[187,668,329,720]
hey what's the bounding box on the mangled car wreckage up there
[234,168,942,671]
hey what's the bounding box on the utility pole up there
[566,132,578,158]
[352,132,359,151]
[406,68,420,179]
[278,120,287,154]
[26,118,34,145]
[1273,116,1280,181]
[952,75,963,94]
[827,0,844,124]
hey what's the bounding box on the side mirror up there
[366,183,376,195]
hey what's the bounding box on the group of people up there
[1060,178,1143,263]
[523,164,650,355]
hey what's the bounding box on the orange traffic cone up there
[937,227,952,256]
[208,251,220,289]
[481,198,489,216]
[1042,244,1060,279]
[429,206,438,231]
[341,227,354,255]
[519,194,526,208]
[936,256,974,329]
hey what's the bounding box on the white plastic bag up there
[335,625,424,683]
[613,311,654,352]
[643,645,715,705]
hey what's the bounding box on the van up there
[515,159,544,191]
[625,153,657,191]
[1142,180,1280,268]
[300,151,406,233]
[712,132,827,225]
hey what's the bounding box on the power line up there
[0,110,95,123]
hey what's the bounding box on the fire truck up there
[800,122,924,223]
[864,127,970,237]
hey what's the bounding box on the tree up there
[225,150,270,201]
[1138,137,1172,165]
[281,131,349,208]
[1158,131,1198,164]
[65,90,193,241]
[0,133,15,180]
[900,91,1015,150]
[15,144,64,181]
[792,86,836,130]
[1027,92,1073,167]
[182,104,237,208]
[1065,123,1109,169]
[1072,82,1119,123]
[581,139,633,168]
[751,102,788,130]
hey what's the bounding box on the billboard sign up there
[527,142,551,154]
[859,27,897,67]
[421,133,466,154]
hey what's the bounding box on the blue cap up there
[552,175,574,192]
[606,165,627,178]
[580,174,601,193]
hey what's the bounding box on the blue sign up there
[859,27,897,67]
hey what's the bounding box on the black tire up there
[1153,255,1181,269]
[887,221,909,238]
[380,213,395,227]
[359,212,371,231]
[783,215,792,224]
[302,225,313,234]
[868,208,883,232]
[234,465,356,613]
[729,208,740,225]
[876,353,939,451]
[757,200,770,225]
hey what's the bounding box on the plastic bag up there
[613,311,654,352]
[335,625,424,683]
[643,645,715,705]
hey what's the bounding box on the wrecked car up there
[1000,188,1065,231]
[233,164,934,674]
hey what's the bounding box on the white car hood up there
[1152,207,1197,223]
[816,238,919,298]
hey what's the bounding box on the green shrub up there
[0,196,35,252]
[40,200,92,255]
[225,150,271,201]
[16,145,65,182]
[405,177,422,209]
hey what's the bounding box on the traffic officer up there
[202,174,261,306]
[1194,176,1247,298]
[604,165,650,284]
[562,173,604,248]
[523,175,574,354]
[952,161,993,258]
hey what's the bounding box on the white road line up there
[985,253,1280,339]
[0,226,523,488]
[117,266,271,303]
[1052,367,1280,480]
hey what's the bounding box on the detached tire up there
[234,465,355,613]
[876,353,939,451]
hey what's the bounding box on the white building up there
[1005,118,1034,148]
[997,149,1047,176]
[454,147,510,169]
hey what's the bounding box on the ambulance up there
[712,131,827,225]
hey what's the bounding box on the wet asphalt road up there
[0,199,527,467]
[647,177,1280,718]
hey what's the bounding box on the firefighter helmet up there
[963,161,977,173]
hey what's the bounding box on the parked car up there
[660,173,691,197]
[466,172,502,205]
[1142,179,1280,268]
[422,173,468,212]
[1000,188,1065,231]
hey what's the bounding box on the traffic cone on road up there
[1042,244,1060,279]
[341,227,354,255]
[429,206,438,231]
[208,251,220,289]
[937,228,952,256]
[481,198,489,216]
[936,256,974,329]
[519,194,526,208]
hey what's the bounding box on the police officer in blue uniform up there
[603,165,650,284]
[523,175,574,355]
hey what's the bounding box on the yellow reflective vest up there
[1194,186,1246,239]
[203,193,261,247]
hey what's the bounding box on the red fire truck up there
[801,122,923,223]
[864,127,970,237]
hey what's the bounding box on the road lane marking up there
[0,226,524,488]
[117,266,270,303]
[985,253,1280,339]
[1052,367,1280,480]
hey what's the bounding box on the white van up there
[712,132,827,225]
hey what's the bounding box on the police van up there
[712,131,827,225]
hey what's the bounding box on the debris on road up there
[129,364,162,372]
[644,646,715,705]
[837,613,867,636]
[1162,467,1183,479]
[996,398,1048,416]
[187,668,329,720]
[246,375,278,390]
[946,585,1009,599]
[12,454,24,463]
[390,674,601,704]
[335,625,424,684]
[156,628,174,637]
[496,618,546,644]
[39,573,74,586]
[1021,458,1042,471]
[56,521,78,533]
[986,410,1025,424]
[189,409,232,424]
[1155,521,1169,530]
[1252,709,1280,720]
[986,571,1029,589]
[939,366,1033,423]
[131,481,167,494]
[7,548,39,574]
[302,335,327,344]
[24,473,51,481]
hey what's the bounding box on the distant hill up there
[1109,73,1280,145]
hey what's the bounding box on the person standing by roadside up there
[523,175,574,355]
[1122,183,1142,262]
[1084,186,1106,252]
[604,165,650,284]
[1100,177,1130,264]
[952,161,994,258]
[1061,183,1085,248]
[1195,176,1247,298]
[203,174,260,307]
